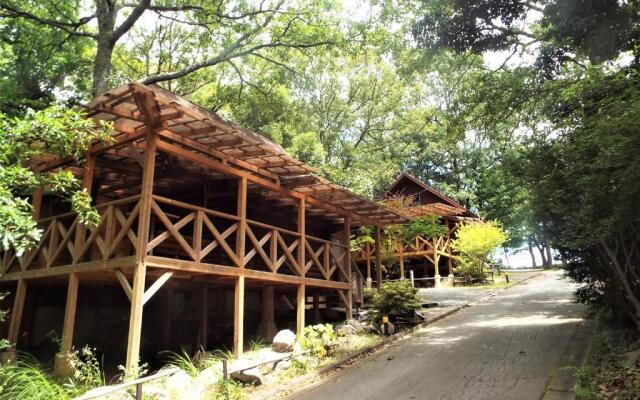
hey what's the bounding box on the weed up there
[248,338,266,352]
[0,353,70,400]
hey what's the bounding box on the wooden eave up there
[32,82,408,227]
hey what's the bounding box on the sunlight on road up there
[464,315,583,328]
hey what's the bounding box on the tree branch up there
[111,0,151,43]
[0,2,97,38]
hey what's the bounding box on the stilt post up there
[125,129,157,372]
[343,216,352,319]
[375,225,382,289]
[296,284,305,337]
[233,276,245,358]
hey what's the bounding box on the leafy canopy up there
[0,107,112,254]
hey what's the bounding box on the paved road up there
[290,271,585,400]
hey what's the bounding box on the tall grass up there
[0,354,70,400]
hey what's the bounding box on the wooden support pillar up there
[60,273,79,353]
[200,283,208,349]
[375,226,382,289]
[74,154,96,261]
[31,188,43,220]
[233,276,245,358]
[256,285,277,341]
[125,131,157,372]
[55,273,79,377]
[343,216,352,319]
[296,284,305,337]
[298,198,305,276]
[312,294,321,323]
[7,279,27,348]
[236,177,247,268]
[366,244,372,279]
[399,245,405,280]
[433,243,441,288]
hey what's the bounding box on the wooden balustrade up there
[0,196,141,276]
[0,194,350,286]
[143,195,348,284]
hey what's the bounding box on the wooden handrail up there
[38,195,141,223]
[152,195,241,221]
[74,367,180,400]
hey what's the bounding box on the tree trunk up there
[93,0,117,96]
[545,245,553,267]
[528,242,537,268]
[93,39,115,96]
[599,241,640,331]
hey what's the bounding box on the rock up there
[196,364,222,389]
[274,359,291,373]
[271,329,297,352]
[81,386,134,400]
[336,324,357,337]
[230,358,263,385]
[163,370,195,397]
[139,385,171,400]
[336,320,369,336]
[379,321,395,335]
[293,341,303,354]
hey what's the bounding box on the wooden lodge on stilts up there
[352,173,478,289]
[0,83,408,376]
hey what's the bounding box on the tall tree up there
[0,0,338,95]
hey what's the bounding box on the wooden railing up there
[1,194,350,285]
[1,196,141,276]
[351,234,453,263]
[147,195,349,283]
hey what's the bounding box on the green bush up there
[371,280,421,322]
[299,324,336,358]
[451,221,507,281]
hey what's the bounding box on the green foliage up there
[215,378,245,400]
[68,346,105,391]
[0,354,70,400]
[351,226,375,251]
[0,106,113,254]
[248,338,266,352]
[299,324,336,358]
[399,215,447,241]
[574,327,640,400]
[371,280,421,321]
[451,221,507,280]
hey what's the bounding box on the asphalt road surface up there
[290,271,585,400]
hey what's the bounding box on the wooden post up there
[236,177,247,268]
[31,188,43,220]
[54,272,79,377]
[125,131,157,372]
[375,226,382,289]
[60,273,79,353]
[343,216,352,319]
[433,240,441,288]
[7,279,27,347]
[399,245,405,280]
[366,244,372,279]
[233,276,245,358]
[298,198,305,276]
[200,283,208,349]
[296,284,305,337]
[256,285,276,341]
[74,154,96,262]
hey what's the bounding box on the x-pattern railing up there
[0,196,141,275]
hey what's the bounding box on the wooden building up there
[353,173,477,288]
[0,83,407,374]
